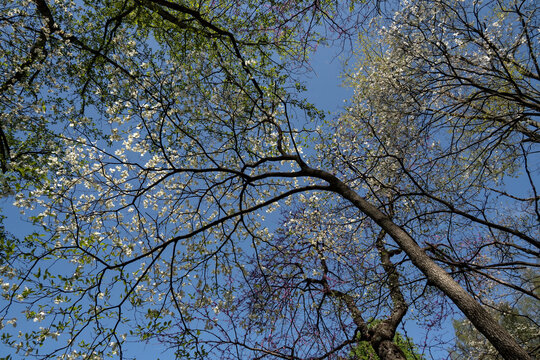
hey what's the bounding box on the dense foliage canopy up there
[0,0,538,359]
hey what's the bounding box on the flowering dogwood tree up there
[0,0,537,359]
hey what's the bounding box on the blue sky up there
[4,28,536,359]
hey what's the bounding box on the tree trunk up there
[376,340,407,360]
[371,322,407,360]
[303,166,532,360]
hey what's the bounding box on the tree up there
[350,320,425,360]
[0,0,537,359]
[336,0,539,356]
[452,271,540,359]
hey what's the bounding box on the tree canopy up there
[0,0,538,359]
